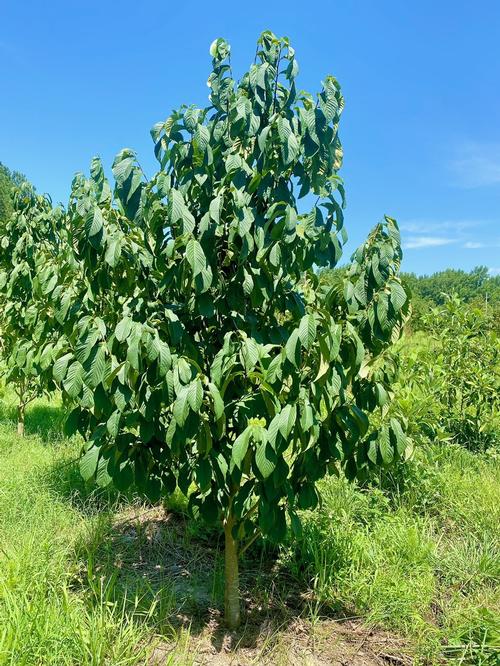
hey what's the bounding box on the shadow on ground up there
[0,397,66,441]
[80,505,412,665]
[25,403,66,440]
[41,456,413,665]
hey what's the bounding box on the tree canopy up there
[0,161,27,225]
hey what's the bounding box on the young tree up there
[0,184,63,434]
[49,32,409,628]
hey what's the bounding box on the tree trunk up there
[224,516,240,630]
[17,402,25,437]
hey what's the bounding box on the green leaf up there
[105,236,122,267]
[243,269,254,295]
[63,361,84,399]
[390,281,407,312]
[378,426,393,464]
[107,410,121,438]
[195,458,212,491]
[297,483,317,510]
[285,329,301,367]
[277,404,297,440]
[232,428,251,468]
[188,378,203,412]
[64,407,82,438]
[53,353,72,383]
[298,314,316,350]
[126,329,141,370]
[115,316,132,343]
[277,117,299,164]
[194,124,210,152]
[170,189,185,223]
[376,294,390,333]
[86,207,104,237]
[80,446,100,482]
[173,386,190,426]
[186,238,206,276]
[86,344,106,388]
[208,382,224,420]
[255,441,276,479]
[390,418,407,457]
[114,462,134,491]
[209,195,222,222]
[241,338,260,372]
[157,338,171,377]
[367,437,378,464]
[96,456,112,487]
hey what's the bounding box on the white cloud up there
[400,218,500,251]
[488,267,500,276]
[463,241,484,249]
[450,141,500,188]
[463,239,500,250]
[401,219,481,234]
[404,236,456,250]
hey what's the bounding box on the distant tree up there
[0,184,63,434]
[0,162,27,224]
[403,266,499,305]
[401,267,500,331]
[416,295,499,451]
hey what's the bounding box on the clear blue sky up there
[1,1,499,275]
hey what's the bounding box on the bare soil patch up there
[102,506,417,666]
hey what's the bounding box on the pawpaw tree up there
[48,31,410,628]
[0,184,64,434]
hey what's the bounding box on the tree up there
[47,31,410,628]
[403,266,500,307]
[0,183,63,434]
[0,162,27,225]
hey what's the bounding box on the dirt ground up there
[104,507,417,666]
[149,615,415,665]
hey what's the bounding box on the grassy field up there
[0,386,499,664]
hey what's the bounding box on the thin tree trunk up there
[17,402,25,437]
[224,516,240,630]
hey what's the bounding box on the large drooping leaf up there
[186,238,206,277]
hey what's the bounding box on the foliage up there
[395,297,499,452]
[0,184,63,433]
[36,32,409,626]
[0,161,26,225]
[403,266,500,306]
[402,267,500,332]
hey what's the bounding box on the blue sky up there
[1,1,499,275]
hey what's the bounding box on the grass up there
[284,444,500,662]
[0,390,499,664]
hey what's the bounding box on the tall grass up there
[0,423,156,665]
[284,443,500,662]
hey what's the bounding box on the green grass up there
[0,422,155,665]
[284,443,500,663]
[0,393,499,665]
